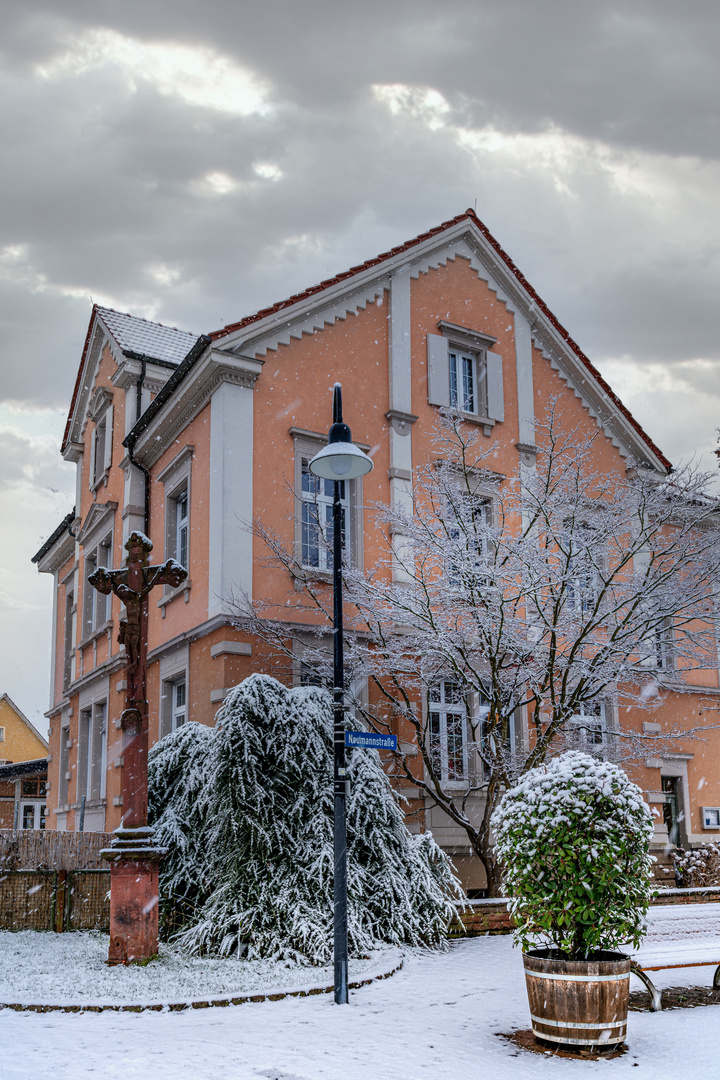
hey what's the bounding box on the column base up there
[101,827,166,965]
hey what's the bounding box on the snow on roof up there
[97,307,199,366]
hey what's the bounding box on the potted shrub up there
[491,750,654,1051]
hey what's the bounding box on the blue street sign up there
[345,731,398,751]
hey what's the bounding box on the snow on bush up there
[674,843,720,888]
[491,750,654,958]
[149,674,461,964]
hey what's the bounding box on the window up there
[171,679,186,730]
[300,459,349,572]
[428,681,468,782]
[77,702,107,802]
[175,489,189,569]
[565,523,602,616]
[292,429,365,574]
[20,803,45,830]
[449,350,486,416]
[571,702,607,747]
[653,618,674,671]
[427,325,504,426]
[0,726,4,742]
[446,492,493,587]
[89,402,113,488]
[83,535,112,637]
[59,724,70,807]
[159,445,194,588]
[63,587,75,689]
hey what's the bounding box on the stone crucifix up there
[89,530,187,964]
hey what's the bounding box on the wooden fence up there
[0,830,113,871]
[0,870,110,931]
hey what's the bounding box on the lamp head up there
[308,382,374,481]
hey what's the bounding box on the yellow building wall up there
[0,696,48,764]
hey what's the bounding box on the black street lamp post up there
[309,383,373,1004]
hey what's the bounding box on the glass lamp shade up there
[308,440,374,480]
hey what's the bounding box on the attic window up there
[427,322,504,434]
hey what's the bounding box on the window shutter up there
[486,352,504,422]
[103,406,113,470]
[427,333,449,407]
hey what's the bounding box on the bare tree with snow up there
[239,406,720,895]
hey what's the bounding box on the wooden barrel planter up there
[523,949,632,1050]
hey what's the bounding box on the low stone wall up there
[448,900,513,937]
[448,887,720,939]
[651,886,720,906]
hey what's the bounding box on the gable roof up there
[97,307,199,365]
[210,209,671,472]
[62,305,201,453]
[0,694,49,751]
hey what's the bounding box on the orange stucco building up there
[33,210,720,889]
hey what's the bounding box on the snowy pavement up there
[2,935,720,1079]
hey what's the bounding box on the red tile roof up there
[210,209,671,471]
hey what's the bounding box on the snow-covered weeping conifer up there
[149,674,461,963]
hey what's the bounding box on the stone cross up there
[89,530,187,964]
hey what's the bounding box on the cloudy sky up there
[2,0,720,729]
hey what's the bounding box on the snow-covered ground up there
[0,931,398,1006]
[2,933,720,1079]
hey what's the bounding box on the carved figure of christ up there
[88,531,187,827]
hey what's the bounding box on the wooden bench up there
[630,900,720,1011]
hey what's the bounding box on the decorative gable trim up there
[77,501,118,547]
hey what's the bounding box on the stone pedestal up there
[101,827,166,965]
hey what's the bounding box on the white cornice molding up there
[112,358,172,396]
[35,529,76,575]
[133,351,264,469]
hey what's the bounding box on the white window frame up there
[445,489,494,587]
[77,700,107,803]
[427,322,504,430]
[159,643,190,738]
[88,390,114,491]
[82,533,112,639]
[158,445,194,606]
[428,681,469,784]
[291,429,365,575]
[571,701,608,749]
[0,727,4,742]
[171,677,187,731]
[58,720,70,808]
[564,521,605,616]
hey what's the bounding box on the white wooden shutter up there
[427,334,449,407]
[103,405,113,471]
[486,352,504,422]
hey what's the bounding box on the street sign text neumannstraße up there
[345,731,397,751]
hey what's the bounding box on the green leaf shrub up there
[491,751,654,959]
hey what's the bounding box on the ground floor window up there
[172,678,187,730]
[428,681,468,782]
[20,802,46,829]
